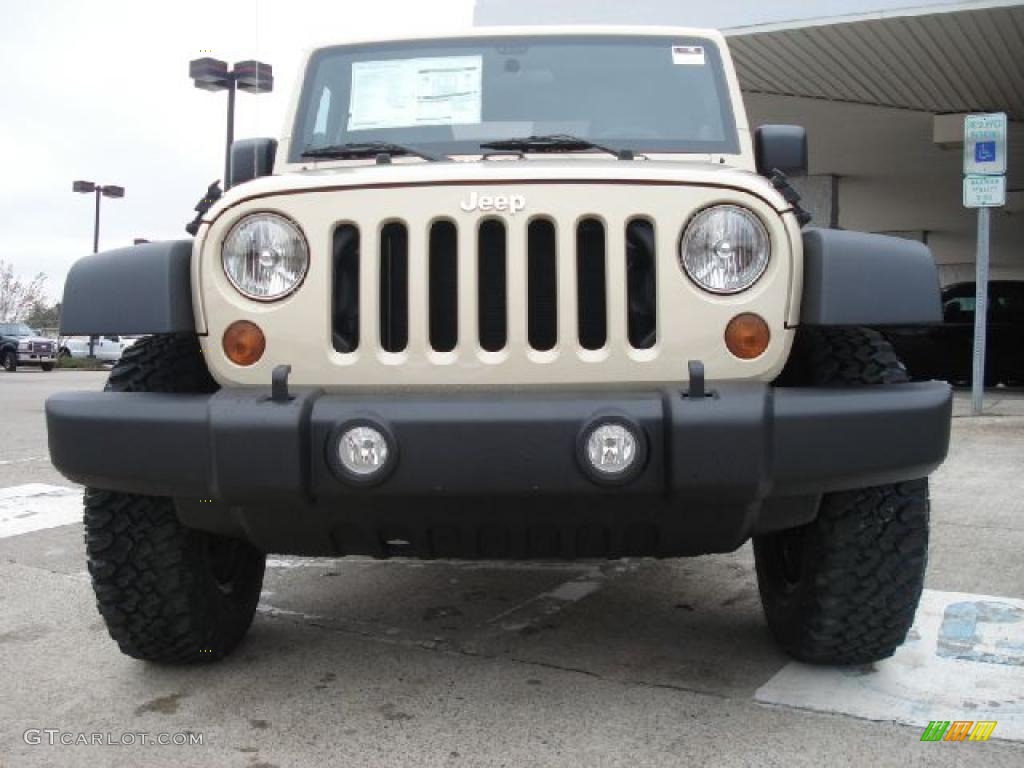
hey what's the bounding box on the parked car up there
[0,322,56,371]
[59,335,138,363]
[887,280,1024,386]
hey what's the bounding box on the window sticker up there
[671,45,705,66]
[348,56,483,131]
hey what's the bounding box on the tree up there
[0,260,47,323]
[25,300,61,330]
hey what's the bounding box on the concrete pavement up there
[1,371,1022,767]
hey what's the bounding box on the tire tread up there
[85,334,263,663]
[756,326,928,664]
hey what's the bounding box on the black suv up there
[1,323,56,372]
[887,281,1024,386]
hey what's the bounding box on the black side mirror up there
[229,138,278,187]
[754,125,808,177]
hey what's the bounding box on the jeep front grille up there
[330,216,658,358]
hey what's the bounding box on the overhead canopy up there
[728,2,1024,120]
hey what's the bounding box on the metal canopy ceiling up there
[729,4,1024,119]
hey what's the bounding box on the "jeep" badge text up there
[460,192,526,215]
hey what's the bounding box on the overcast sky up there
[2,0,474,299]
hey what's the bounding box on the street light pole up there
[189,58,273,191]
[74,181,125,254]
[93,186,102,254]
[73,180,125,356]
[225,76,236,188]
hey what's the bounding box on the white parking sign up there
[963,175,1007,208]
[963,113,1007,176]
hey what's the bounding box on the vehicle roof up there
[306,25,727,56]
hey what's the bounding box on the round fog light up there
[330,423,395,485]
[579,419,646,485]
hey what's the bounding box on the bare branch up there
[0,260,48,323]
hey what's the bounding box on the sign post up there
[962,113,1007,416]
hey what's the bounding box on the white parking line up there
[0,483,82,539]
[0,455,49,466]
[755,589,1024,740]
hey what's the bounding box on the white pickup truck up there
[59,335,137,362]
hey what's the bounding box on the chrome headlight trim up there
[679,205,771,295]
[221,212,310,301]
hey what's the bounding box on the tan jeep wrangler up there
[48,27,951,665]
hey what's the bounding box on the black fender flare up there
[59,240,195,336]
[799,229,941,326]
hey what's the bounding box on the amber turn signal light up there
[725,313,770,360]
[223,320,266,366]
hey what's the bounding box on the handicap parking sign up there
[975,141,996,164]
[964,114,1007,175]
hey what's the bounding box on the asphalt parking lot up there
[1,370,1023,767]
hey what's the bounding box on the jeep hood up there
[202,159,791,226]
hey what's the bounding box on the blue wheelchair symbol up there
[975,141,997,163]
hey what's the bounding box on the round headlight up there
[680,205,770,294]
[222,213,309,300]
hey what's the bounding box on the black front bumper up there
[45,381,951,558]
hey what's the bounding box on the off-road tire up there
[756,327,929,664]
[1,349,16,372]
[103,333,217,394]
[776,326,908,387]
[41,363,54,372]
[85,333,266,663]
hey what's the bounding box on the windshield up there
[291,35,739,161]
[0,323,35,336]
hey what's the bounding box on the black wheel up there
[1,349,16,372]
[754,481,928,664]
[41,363,54,372]
[85,334,266,663]
[758,327,929,664]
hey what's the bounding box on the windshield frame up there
[289,33,741,163]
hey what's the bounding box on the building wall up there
[745,93,1024,284]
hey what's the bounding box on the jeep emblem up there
[460,191,526,215]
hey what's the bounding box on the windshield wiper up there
[301,142,443,163]
[479,134,637,160]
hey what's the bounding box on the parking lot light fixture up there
[72,180,125,357]
[73,180,126,254]
[189,58,273,190]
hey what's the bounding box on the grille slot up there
[527,219,558,352]
[477,219,507,352]
[626,219,657,350]
[331,224,360,353]
[380,222,409,353]
[576,218,607,351]
[429,220,459,353]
